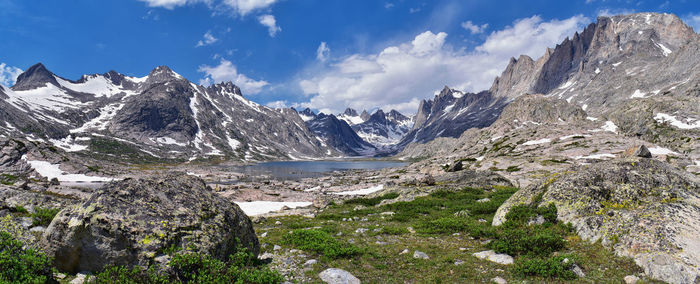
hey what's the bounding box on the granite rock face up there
[493,158,700,284]
[41,173,259,273]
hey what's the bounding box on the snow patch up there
[630,89,646,98]
[573,153,615,160]
[522,138,551,146]
[333,184,384,196]
[49,137,88,152]
[23,155,114,182]
[558,80,575,90]
[647,147,678,156]
[234,201,313,216]
[654,113,700,129]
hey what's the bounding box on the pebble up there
[275,221,282,225]
[407,227,416,234]
[454,259,464,265]
[273,245,281,251]
[304,259,317,267]
[459,247,467,251]
[260,232,268,238]
[413,250,430,259]
[355,228,368,234]
[491,276,506,284]
[399,249,409,255]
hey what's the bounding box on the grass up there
[256,185,647,283]
[0,174,18,185]
[31,207,60,227]
[0,232,53,283]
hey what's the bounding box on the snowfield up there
[234,201,313,216]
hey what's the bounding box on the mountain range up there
[0,12,698,164]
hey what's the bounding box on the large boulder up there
[493,158,700,284]
[41,173,259,273]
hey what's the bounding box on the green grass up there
[0,174,18,185]
[256,185,647,283]
[344,192,400,207]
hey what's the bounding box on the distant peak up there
[343,108,359,116]
[145,65,185,84]
[12,62,59,91]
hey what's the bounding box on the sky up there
[1,0,699,115]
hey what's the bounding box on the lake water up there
[232,160,407,180]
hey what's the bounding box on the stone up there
[274,245,282,251]
[419,175,436,186]
[624,145,652,158]
[41,173,259,274]
[413,250,429,259]
[493,158,700,283]
[491,276,506,284]
[318,268,361,284]
[446,160,463,172]
[399,249,409,255]
[454,259,464,265]
[355,228,368,234]
[304,259,317,267]
[472,250,513,265]
[624,275,640,284]
[571,264,585,278]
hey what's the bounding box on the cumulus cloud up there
[597,8,635,17]
[198,59,269,95]
[258,14,281,37]
[316,42,330,62]
[0,62,23,87]
[196,31,218,47]
[224,0,278,16]
[297,15,588,115]
[461,21,488,34]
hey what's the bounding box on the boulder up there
[623,145,652,158]
[319,268,361,284]
[493,158,700,284]
[41,173,259,273]
[446,160,463,172]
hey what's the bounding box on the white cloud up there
[266,100,288,108]
[138,0,192,9]
[196,31,218,47]
[409,7,420,13]
[683,13,700,33]
[461,21,488,34]
[597,8,635,17]
[316,42,330,62]
[138,0,278,16]
[198,59,269,95]
[297,15,588,115]
[223,0,278,16]
[0,62,23,87]
[257,14,281,37]
[384,2,394,9]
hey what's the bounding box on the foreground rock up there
[319,268,361,284]
[493,158,700,284]
[41,173,259,273]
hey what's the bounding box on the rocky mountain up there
[336,108,366,126]
[0,63,339,162]
[351,109,413,148]
[304,113,376,156]
[397,87,508,148]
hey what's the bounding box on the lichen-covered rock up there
[623,145,652,158]
[41,173,259,273]
[493,158,700,284]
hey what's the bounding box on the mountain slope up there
[305,113,376,156]
[0,64,338,161]
[352,109,413,147]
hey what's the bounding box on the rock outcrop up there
[41,173,259,273]
[493,158,700,284]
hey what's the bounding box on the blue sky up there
[1,0,699,114]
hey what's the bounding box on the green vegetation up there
[95,246,283,284]
[257,185,645,283]
[343,192,400,207]
[0,174,18,185]
[283,229,363,259]
[505,166,521,172]
[0,232,53,283]
[31,207,60,227]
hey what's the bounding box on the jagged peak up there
[146,65,185,84]
[12,62,60,91]
[342,108,359,116]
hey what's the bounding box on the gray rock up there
[304,259,317,267]
[624,145,652,158]
[472,250,513,265]
[491,276,506,284]
[41,173,258,273]
[318,268,361,284]
[454,259,464,265]
[413,250,429,259]
[493,158,700,283]
[445,160,463,172]
[273,245,282,251]
[624,275,640,284]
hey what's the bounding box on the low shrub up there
[514,254,578,280]
[283,229,362,258]
[0,232,53,283]
[31,207,60,227]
